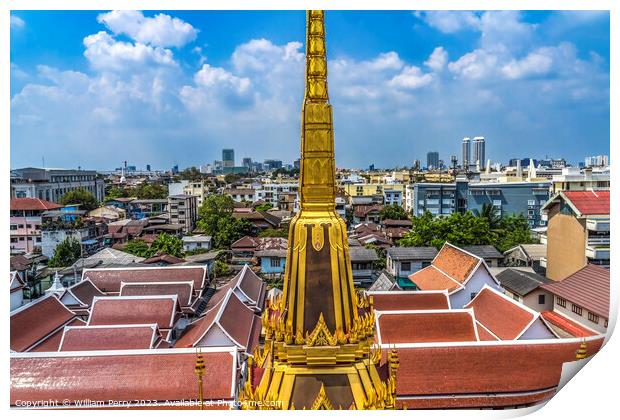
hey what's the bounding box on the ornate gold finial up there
[311,384,335,410]
[576,340,588,360]
[194,349,206,410]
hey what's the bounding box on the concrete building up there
[10,198,63,254]
[11,167,105,203]
[182,235,212,252]
[386,247,438,280]
[168,195,198,233]
[541,264,609,334]
[503,244,547,275]
[411,179,469,217]
[496,268,554,313]
[584,155,609,168]
[426,151,439,170]
[551,167,610,194]
[461,137,471,168]
[472,136,486,170]
[541,190,610,281]
[222,149,235,168]
[348,247,379,287]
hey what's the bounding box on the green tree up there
[197,195,252,248]
[60,189,99,211]
[255,202,274,212]
[123,239,152,258]
[179,166,203,181]
[213,260,231,278]
[379,204,409,221]
[149,233,184,258]
[473,203,502,231]
[133,183,167,199]
[495,214,534,252]
[48,237,82,267]
[106,186,128,199]
[258,227,289,238]
[364,244,386,270]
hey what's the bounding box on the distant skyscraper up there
[146,164,151,172]
[472,136,485,170]
[584,155,609,167]
[293,158,301,169]
[242,157,252,170]
[427,151,439,170]
[263,159,283,170]
[462,137,471,168]
[222,149,235,167]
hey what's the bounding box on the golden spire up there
[194,349,206,410]
[575,340,588,360]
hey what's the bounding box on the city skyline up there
[10,10,610,170]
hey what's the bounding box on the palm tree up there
[473,203,503,231]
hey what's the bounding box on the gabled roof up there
[10,255,30,272]
[229,264,266,310]
[60,278,105,308]
[88,295,180,330]
[10,271,28,292]
[10,295,78,352]
[368,291,450,311]
[354,204,384,217]
[386,247,438,261]
[348,246,379,262]
[496,268,552,296]
[71,247,145,268]
[504,244,547,260]
[10,198,63,211]
[376,309,479,345]
[120,281,194,308]
[174,288,259,351]
[408,266,463,293]
[541,264,609,318]
[543,190,610,217]
[10,348,238,407]
[463,245,504,260]
[59,324,160,351]
[141,253,186,265]
[82,265,207,295]
[464,285,541,340]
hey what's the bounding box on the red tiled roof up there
[234,265,265,307]
[141,253,187,265]
[67,279,105,307]
[563,190,610,215]
[354,204,384,218]
[541,311,599,337]
[120,281,194,307]
[368,292,450,311]
[392,337,605,406]
[83,265,207,294]
[433,243,480,283]
[10,349,237,406]
[408,266,462,292]
[465,286,536,340]
[377,311,478,344]
[88,296,179,330]
[10,255,30,272]
[541,264,609,318]
[59,325,158,351]
[10,296,77,352]
[175,289,258,351]
[29,318,86,352]
[10,198,63,211]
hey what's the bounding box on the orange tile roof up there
[433,243,480,283]
[465,287,536,340]
[29,318,86,352]
[369,292,450,311]
[120,281,194,308]
[10,198,63,211]
[541,311,599,337]
[408,266,462,292]
[377,311,478,344]
[392,337,604,405]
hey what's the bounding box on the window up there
[513,294,519,301]
[528,199,536,206]
[538,294,546,305]
[557,297,566,308]
[270,257,281,268]
[10,225,17,230]
[588,313,599,324]
[401,262,411,271]
[10,238,18,243]
[571,304,583,316]
[470,292,477,300]
[604,319,608,328]
[26,224,32,229]
[18,224,24,229]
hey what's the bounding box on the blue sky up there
[10,10,610,170]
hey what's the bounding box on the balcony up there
[586,218,610,232]
[586,246,610,260]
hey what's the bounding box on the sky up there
[10,10,610,170]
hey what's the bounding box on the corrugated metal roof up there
[387,247,438,261]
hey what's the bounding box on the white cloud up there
[501,49,554,79]
[83,31,176,71]
[415,11,480,33]
[389,66,434,89]
[448,49,499,80]
[10,15,25,30]
[424,47,448,71]
[194,64,250,93]
[97,10,198,48]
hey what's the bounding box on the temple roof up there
[367,291,450,311]
[59,324,161,351]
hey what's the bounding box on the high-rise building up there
[472,136,485,170]
[263,159,283,170]
[584,155,609,167]
[222,149,235,168]
[427,151,439,170]
[242,157,253,170]
[462,137,471,168]
[146,164,151,172]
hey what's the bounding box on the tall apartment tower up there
[462,137,471,168]
[222,149,235,168]
[427,151,440,170]
[472,136,486,171]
